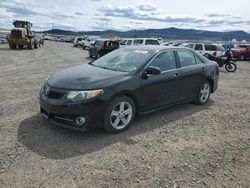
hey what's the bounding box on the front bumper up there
[39,91,107,131]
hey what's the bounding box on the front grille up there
[44,84,67,99]
[47,90,65,99]
[11,30,22,39]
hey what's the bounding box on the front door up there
[140,50,181,111]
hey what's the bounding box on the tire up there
[240,55,245,61]
[194,81,211,105]
[18,45,23,49]
[28,42,33,49]
[225,62,237,72]
[9,43,16,49]
[104,96,135,133]
[34,42,38,49]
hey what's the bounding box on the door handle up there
[173,73,179,78]
[201,67,206,71]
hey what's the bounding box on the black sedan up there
[40,46,219,133]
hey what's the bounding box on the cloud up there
[206,13,231,18]
[93,16,111,22]
[137,3,157,11]
[100,4,205,24]
[75,12,84,16]
[0,0,39,17]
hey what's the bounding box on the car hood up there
[231,48,245,52]
[48,63,128,90]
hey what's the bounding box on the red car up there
[231,45,250,60]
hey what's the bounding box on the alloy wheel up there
[199,83,210,103]
[110,101,133,130]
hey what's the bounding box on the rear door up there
[194,44,204,54]
[140,50,181,111]
[175,49,207,101]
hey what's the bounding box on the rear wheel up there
[28,42,33,49]
[240,55,245,60]
[34,42,38,49]
[195,81,211,105]
[225,62,237,72]
[9,43,17,49]
[104,96,135,133]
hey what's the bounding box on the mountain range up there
[42,27,250,41]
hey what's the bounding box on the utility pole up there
[51,23,55,39]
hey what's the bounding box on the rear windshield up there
[145,40,160,45]
[185,44,194,49]
[103,41,119,48]
[216,45,225,52]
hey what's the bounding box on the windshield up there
[92,48,154,72]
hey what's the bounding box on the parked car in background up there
[231,44,250,60]
[132,38,160,46]
[222,44,235,50]
[40,46,219,133]
[120,38,133,47]
[89,39,119,58]
[35,34,44,46]
[73,37,84,47]
[185,43,225,57]
[120,38,160,47]
[82,39,96,49]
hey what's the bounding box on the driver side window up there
[149,51,176,72]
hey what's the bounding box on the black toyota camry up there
[40,46,219,133]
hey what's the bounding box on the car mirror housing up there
[141,66,161,79]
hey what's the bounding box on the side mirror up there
[141,66,161,79]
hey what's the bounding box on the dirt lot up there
[0,41,250,188]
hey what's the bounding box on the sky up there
[0,0,250,33]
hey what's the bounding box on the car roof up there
[121,45,190,52]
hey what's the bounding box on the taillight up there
[216,64,220,74]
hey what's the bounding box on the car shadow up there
[85,57,95,61]
[18,100,214,159]
[0,47,30,51]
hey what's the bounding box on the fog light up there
[76,116,85,126]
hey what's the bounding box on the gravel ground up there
[0,41,250,188]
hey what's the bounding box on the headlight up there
[66,89,103,102]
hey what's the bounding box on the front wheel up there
[225,62,237,72]
[104,96,135,133]
[97,52,101,59]
[194,81,211,105]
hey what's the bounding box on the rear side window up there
[195,44,203,51]
[145,40,160,45]
[133,39,143,45]
[149,51,176,71]
[177,50,196,67]
[205,45,216,51]
[127,40,132,45]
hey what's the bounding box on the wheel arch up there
[206,79,214,93]
[107,91,140,116]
